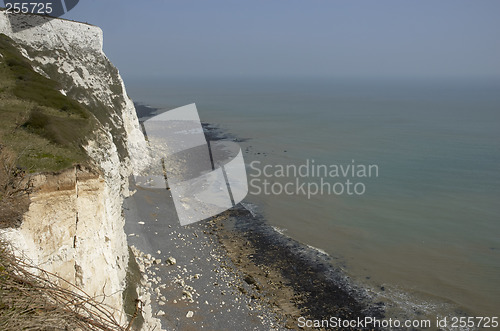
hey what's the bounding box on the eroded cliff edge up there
[0,11,150,326]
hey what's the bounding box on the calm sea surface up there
[126,76,500,319]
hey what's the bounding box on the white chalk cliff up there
[0,11,151,326]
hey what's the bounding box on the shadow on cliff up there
[4,0,80,32]
[7,13,56,33]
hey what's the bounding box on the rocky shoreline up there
[127,103,384,330]
[212,206,385,329]
[125,194,384,330]
[123,186,282,330]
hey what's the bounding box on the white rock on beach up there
[182,290,193,299]
[166,257,177,265]
[186,311,194,318]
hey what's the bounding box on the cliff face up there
[2,167,130,320]
[0,11,149,174]
[0,12,149,324]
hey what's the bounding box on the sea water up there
[126,76,500,319]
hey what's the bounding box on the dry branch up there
[0,239,132,330]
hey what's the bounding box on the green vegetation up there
[0,32,96,229]
[0,33,93,173]
[23,46,130,162]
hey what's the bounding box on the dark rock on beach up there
[211,206,385,329]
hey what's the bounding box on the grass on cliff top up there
[0,33,93,174]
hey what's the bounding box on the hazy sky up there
[60,0,499,79]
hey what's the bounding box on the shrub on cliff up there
[0,33,97,228]
[0,239,127,330]
[0,33,94,173]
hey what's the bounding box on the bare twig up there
[0,239,131,330]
